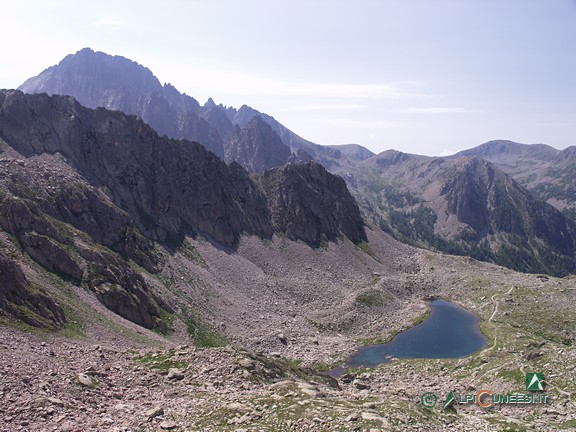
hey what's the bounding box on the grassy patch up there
[556,419,576,430]
[177,238,208,268]
[488,420,527,432]
[357,241,378,260]
[355,291,387,307]
[497,368,524,386]
[133,349,188,371]
[153,307,175,335]
[183,312,227,348]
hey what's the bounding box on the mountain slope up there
[453,140,576,220]
[225,115,292,172]
[0,90,365,248]
[343,150,576,276]
[0,89,366,328]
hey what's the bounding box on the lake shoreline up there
[328,299,487,377]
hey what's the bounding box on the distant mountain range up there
[15,48,576,276]
[19,48,372,173]
[340,150,576,276]
[453,140,576,220]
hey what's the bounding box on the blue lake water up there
[344,299,487,370]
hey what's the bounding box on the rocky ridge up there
[0,89,366,328]
[18,48,375,174]
[0,90,365,249]
[19,48,225,158]
[225,116,292,173]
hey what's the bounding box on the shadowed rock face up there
[0,90,364,250]
[0,163,165,329]
[452,140,576,222]
[0,90,367,327]
[0,250,65,328]
[0,90,274,247]
[441,157,575,255]
[261,162,366,246]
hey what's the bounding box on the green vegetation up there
[356,240,377,260]
[153,307,175,335]
[133,349,188,371]
[556,419,576,430]
[362,171,576,277]
[177,238,208,268]
[355,290,387,307]
[183,310,227,348]
[497,368,524,385]
[365,177,421,208]
[488,420,527,432]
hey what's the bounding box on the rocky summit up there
[19,48,225,159]
[18,48,373,174]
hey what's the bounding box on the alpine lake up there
[330,299,487,375]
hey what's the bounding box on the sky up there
[1,0,575,156]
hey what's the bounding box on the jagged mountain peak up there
[225,115,292,172]
[18,48,224,158]
[261,161,366,246]
[18,48,376,171]
[204,97,217,109]
[20,47,165,108]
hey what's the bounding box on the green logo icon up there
[443,391,456,409]
[526,372,545,391]
[421,392,438,408]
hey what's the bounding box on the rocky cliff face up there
[0,91,364,249]
[0,90,366,327]
[0,249,65,328]
[452,140,576,222]
[226,116,292,172]
[0,148,166,329]
[261,162,366,246]
[19,48,374,173]
[442,158,575,256]
[0,90,274,247]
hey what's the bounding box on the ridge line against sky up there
[1,0,575,156]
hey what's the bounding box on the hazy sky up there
[1,0,575,156]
